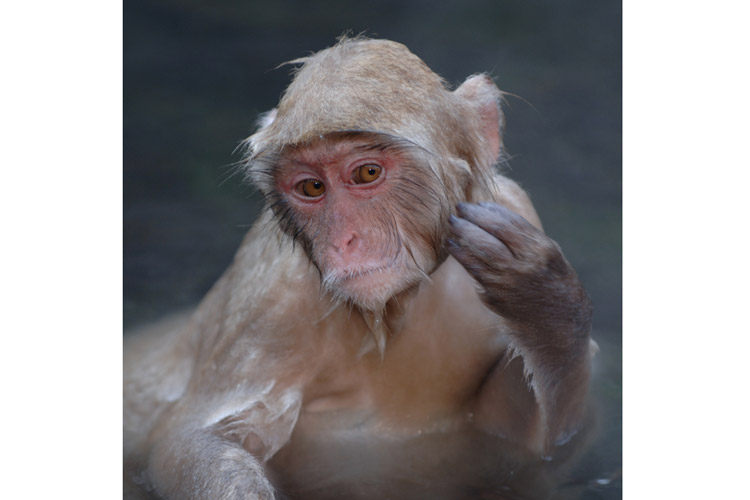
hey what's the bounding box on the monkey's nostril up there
[342,235,359,255]
[332,234,358,254]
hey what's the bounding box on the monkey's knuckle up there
[521,236,558,262]
[543,237,562,254]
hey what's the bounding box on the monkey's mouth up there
[323,264,413,307]
[337,265,392,282]
[326,265,398,291]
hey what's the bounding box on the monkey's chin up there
[323,266,418,311]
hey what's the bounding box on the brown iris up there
[352,164,382,184]
[297,179,325,197]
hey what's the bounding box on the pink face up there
[274,137,438,309]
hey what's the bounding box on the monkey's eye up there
[296,179,326,197]
[352,164,382,184]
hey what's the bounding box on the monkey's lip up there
[325,264,404,291]
[334,265,394,282]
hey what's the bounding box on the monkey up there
[124,37,595,500]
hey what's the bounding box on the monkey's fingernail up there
[449,215,472,230]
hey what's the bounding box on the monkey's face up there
[270,135,451,311]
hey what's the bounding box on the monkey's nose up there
[333,233,359,255]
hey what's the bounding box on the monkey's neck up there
[383,286,419,332]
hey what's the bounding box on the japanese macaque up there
[124,37,595,500]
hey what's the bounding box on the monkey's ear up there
[242,109,278,190]
[455,75,504,162]
[244,108,277,158]
[256,108,278,130]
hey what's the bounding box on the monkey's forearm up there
[447,202,593,447]
[148,426,276,500]
[493,277,592,448]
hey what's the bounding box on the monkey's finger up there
[447,214,515,268]
[455,202,543,257]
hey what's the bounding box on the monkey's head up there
[244,37,505,311]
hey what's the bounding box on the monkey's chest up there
[299,321,508,429]
[266,293,517,495]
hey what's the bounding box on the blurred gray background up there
[124,0,621,497]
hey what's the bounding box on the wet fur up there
[124,37,593,499]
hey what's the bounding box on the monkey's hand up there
[446,202,591,341]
